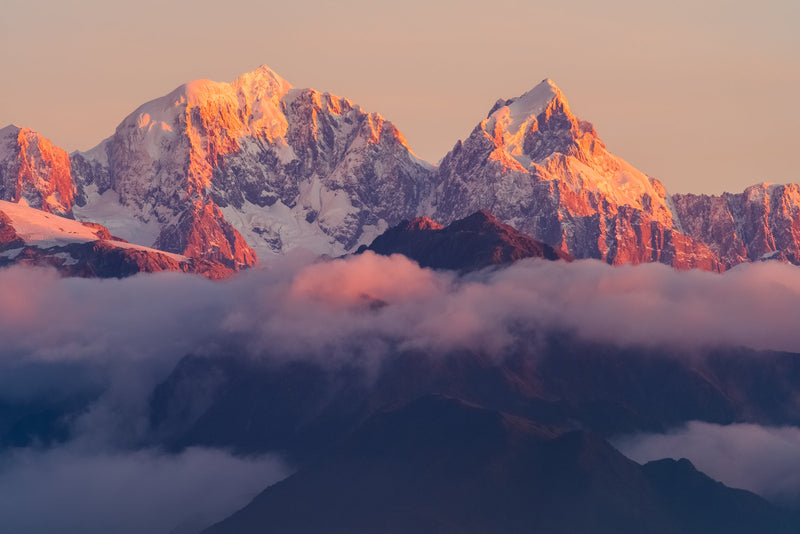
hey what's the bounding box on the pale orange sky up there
[1,0,797,194]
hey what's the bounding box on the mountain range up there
[2,65,800,533]
[1,65,797,277]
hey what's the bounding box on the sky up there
[1,0,798,194]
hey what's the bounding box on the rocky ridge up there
[361,210,571,272]
[0,200,232,278]
[673,183,800,268]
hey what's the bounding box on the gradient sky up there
[1,0,797,194]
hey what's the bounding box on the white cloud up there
[2,255,800,530]
[616,422,800,505]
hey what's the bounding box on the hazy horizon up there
[2,0,797,195]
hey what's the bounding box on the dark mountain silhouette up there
[203,396,800,534]
[358,210,571,271]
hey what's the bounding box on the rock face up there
[0,125,74,216]
[361,210,571,271]
[432,79,721,272]
[0,200,233,279]
[153,200,256,269]
[70,65,434,262]
[673,183,800,268]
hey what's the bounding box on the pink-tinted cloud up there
[1,254,799,531]
[2,254,800,371]
[232,254,800,358]
[1,255,800,453]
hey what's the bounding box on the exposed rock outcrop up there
[0,125,74,216]
[361,210,571,272]
[673,183,800,268]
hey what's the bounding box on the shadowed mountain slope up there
[204,396,800,534]
[359,210,571,271]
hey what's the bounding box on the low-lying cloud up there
[615,422,800,506]
[1,254,800,531]
[0,446,288,534]
[229,253,800,360]
[0,253,800,446]
[1,254,800,423]
[2,253,800,371]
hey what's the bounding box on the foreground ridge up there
[204,396,800,534]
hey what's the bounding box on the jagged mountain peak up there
[488,78,568,124]
[106,64,295,150]
[68,63,435,266]
[0,125,54,149]
[0,124,21,137]
[477,77,583,169]
[433,75,725,271]
[0,126,74,216]
[0,124,49,144]
[233,64,293,91]
[140,65,294,110]
[230,64,295,122]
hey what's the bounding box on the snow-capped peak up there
[103,65,295,148]
[506,79,564,119]
[69,63,434,264]
[232,64,294,97]
[179,79,235,107]
[486,78,569,135]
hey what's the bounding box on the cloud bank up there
[0,253,799,428]
[231,253,800,359]
[2,252,800,371]
[1,254,800,531]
